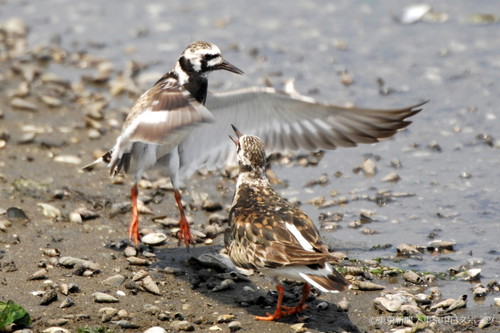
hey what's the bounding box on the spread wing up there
[178,85,425,179]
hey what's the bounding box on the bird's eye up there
[203,54,217,61]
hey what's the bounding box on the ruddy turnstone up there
[225,125,350,321]
[83,41,243,247]
[84,41,425,249]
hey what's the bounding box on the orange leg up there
[255,284,289,321]
[174,189,193,247]
[282,283,310,315]
[128,184,141,248]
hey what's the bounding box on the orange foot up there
[255,307,288,321]
[178,214,194,247]
[129,184,141,248]
[281,303,308,315]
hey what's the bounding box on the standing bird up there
[84,41,425,249]
[83,41,244,247]
[226,126,350,321]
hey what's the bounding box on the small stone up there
[382,172,400,182]
[362,158,377,176]
[112,320,140,329]
[132,270,150,281]
[10,98,38,111]
[141,232,167,245]
[212,279,236,292]
[37,203,61,218]
[478,316,493,329]
[170,320,194,331]
[217,314,235,323]
[69,212,83,223]
[41,248,60,257]
[127,256,150,266]
[7,207,29,222]
[92,292,119,303]
[59,256,100,271]
[28,268,48,280]
[290,323,306,332]
[40,288,58,305]
[143,304,161,315]
[123,246,137,257]
[103,274,126,287]
[141,275,161,295]
[228,321,241,332]
[59,297,74,308]
[42,328,70,333]
[53,154,82,165]
[352,281,385,291]
[338,297,349,312]
[144,327,167,333]
[316,301,329,310]
[403,270,424,285]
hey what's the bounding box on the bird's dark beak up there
[217,59,244,75]
[231,124,243,138]
[229,135,239,146]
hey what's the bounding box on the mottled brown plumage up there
[225,127,349,321]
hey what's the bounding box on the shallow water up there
[3,0,499,315]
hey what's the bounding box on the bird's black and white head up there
[175,41,243,83]
[230,125,266,177]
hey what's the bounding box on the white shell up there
[141,232,167,245]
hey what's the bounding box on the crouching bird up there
[225,125,350,321]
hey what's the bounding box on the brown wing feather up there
[226,183,334,270]
[122,81,214,144]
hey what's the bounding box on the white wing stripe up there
[285,223,314,252]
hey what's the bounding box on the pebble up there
[316,301,329,310]
[170,320,194,331]
[403,270,424,285]
[127,256,150,265]
[141,232,167,245]
[28,268,48,280]
[41,248,60,257]
[228,321,241,332]
[103,274,126,287]
[69,212,83,223]
[42,328,70,333]
[290,323,305,332]
[37,203,61,218]
[141,275,161,295]
[217,314,235,323]
[112,320,140,329]
[338,297,349,312]
[59,256,100,271]
[73,207,100,220]
[143,327,167,333]
[472,283,488,297]
[123,246,137,257]
[40,288,58,305]
[495,298,500,307]
[381,172,400,182]
[352,280,385,291]
[53,154,82,165]
[92,292,119,303]
[6,207,29,222]
[10,97,38,111]
[212,279,236,292]
[478,316,493,329]
[362,158,377,176]
[59,296,74,308]
[445,295,467,312]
